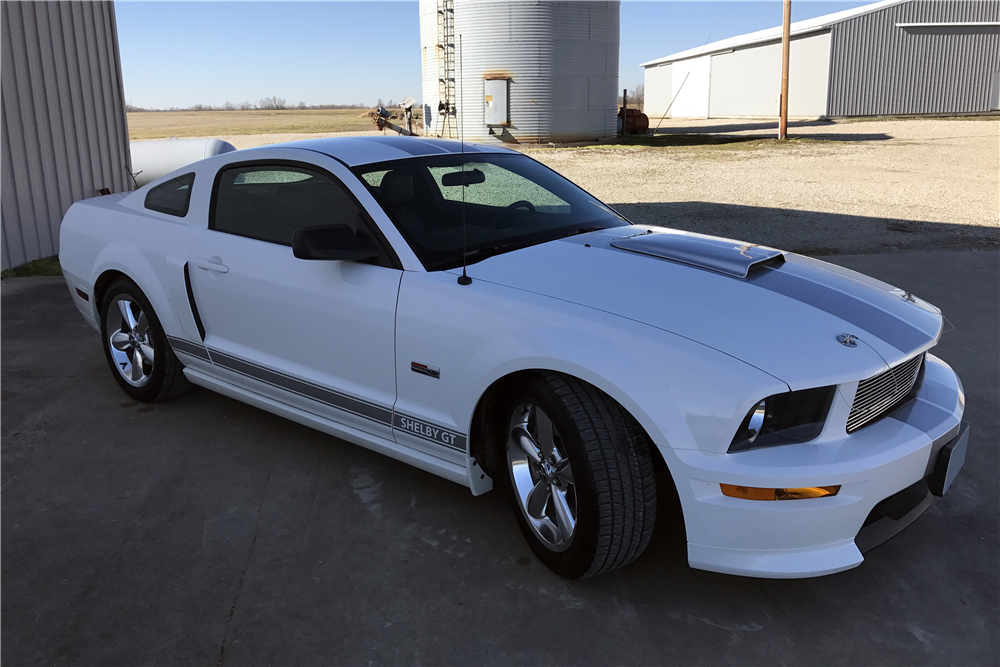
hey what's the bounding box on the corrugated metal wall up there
[828,0,1000,116]
[1,1,131,270]
[420,0,620,143]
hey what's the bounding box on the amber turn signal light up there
[720,484,840,501]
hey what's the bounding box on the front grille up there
[847,353,925,433]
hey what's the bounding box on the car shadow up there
[608,201,1000,255]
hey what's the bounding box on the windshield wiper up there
[428,240,541,271]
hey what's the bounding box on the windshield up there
[352,153,630,270]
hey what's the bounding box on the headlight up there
[728,386,836,453]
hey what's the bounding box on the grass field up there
[127,108,422,140]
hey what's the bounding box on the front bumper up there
[670,353,967,579]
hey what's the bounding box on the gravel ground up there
[210,117,998,255]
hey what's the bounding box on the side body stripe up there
[165,338,468,454]
[166,335,211,361]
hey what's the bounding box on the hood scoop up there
[611,231,784,278]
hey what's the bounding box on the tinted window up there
[354,153,629,271]
[213,165,362,246]
[211,163,397,268]
[145,173,194,217]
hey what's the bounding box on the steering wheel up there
[490,200,536,228]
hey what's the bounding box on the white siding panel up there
[0,1,131,270]
[668,55,711,118]
[643,63,673,119]
[709,32,832,118]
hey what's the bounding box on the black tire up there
[99,278,192,402]
[500,372,657,579]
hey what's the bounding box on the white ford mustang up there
[59,136,969,579]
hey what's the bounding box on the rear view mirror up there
[293,225,381,261]
[441,168,485,187]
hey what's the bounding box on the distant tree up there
[630,83,644,111]
[297,101,307,109]
[192,103,210,111]
[223,101,236,111]
[258,96,287,110]
[125,102,145,112]
[238,100,256,110]
[377,97,385,108]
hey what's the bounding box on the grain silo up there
[419,0,620,143]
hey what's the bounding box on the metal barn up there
[1,1,132,270]
[642,0,1000,121]
[419,0,620,143]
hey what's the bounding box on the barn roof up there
[640,0,908,67]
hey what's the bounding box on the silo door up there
[485,78,509,125]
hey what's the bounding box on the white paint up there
[709,32,832,118]
[664,55,711,118]
[643,64,673,120]
[58,136,967,579]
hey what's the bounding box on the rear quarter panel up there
[59,190,206,343]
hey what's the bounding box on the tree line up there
[125,96,371,112]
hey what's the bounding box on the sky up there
[115,1,872,109]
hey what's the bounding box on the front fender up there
[394,271,788,471]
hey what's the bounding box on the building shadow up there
[646,119,893,142]
[609,201,999,255]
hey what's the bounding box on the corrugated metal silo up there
[419,0,620,143]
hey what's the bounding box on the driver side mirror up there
[293,225,381,261]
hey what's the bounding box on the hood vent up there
[611,232,784,278]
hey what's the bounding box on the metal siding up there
[828,0,1000,116]
[419,0,620,143]
[0,1,130,270]
[708,32,831,118]
[643,63,672,119]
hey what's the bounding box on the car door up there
[187,157,401,440]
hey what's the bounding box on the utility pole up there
[779,0,791,139]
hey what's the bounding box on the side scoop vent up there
[611,232,784,278]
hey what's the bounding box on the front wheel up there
[100,279,191,402]
[502,373,657,579]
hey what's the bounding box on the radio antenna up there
[457,32,472,286]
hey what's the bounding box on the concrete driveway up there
[2,251,997,665]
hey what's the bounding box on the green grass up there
[1,255,62,279]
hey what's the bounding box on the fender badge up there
[836,333,858,348]
[411,362,441,379]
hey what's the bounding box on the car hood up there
[456,227,943,389]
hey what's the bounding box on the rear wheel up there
[501,372,657,578]
[100,279,191,402]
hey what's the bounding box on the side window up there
[145,173,195,217]
[212,163,397,268]
[212,164,363,246]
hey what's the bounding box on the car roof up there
[265,135,518,168]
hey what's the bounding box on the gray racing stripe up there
[167,336,211,361]
[748,267,933,352]
[209,349,393,425]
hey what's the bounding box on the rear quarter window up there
[144,173,195,217]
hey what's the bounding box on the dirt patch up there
[521,118,999,255]
[150,117,999,255]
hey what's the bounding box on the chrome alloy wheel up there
[506,402,577,551]
[105,296,155,387]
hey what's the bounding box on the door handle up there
[194,257,229,274]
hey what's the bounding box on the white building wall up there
[709,32,832,118]
[643,63,672,120]
[665,55,712,118]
